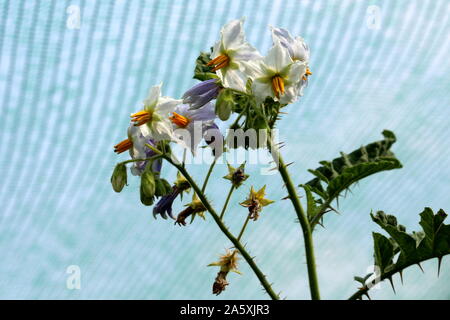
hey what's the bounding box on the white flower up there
[169,102,218,155]
[271,26,311,96]
[113,124,161,176]
[251,41,306,105]
[130,83,181,141]
[208,18,261,92]
[271,26,310,62]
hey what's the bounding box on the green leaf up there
[303,130,402,226]
[351,208,450,299]
[301,184,322,220]
[372,232,394,273]
[371,211,420,266]
[193,51,217,81]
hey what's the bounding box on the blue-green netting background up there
[0,0,449,299]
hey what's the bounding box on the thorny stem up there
[253,100,321,300]
[182,149,187,168]
[237,214,251,242]
[219,185,235,220]
[201,158,217,193]
[267,137,321,300]
[162,154,280,300]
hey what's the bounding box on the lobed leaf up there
[350,208,450,299]
[302,130,402,225]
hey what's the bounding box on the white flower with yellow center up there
[113,124,161,176]
[130,84,181,141]
[169,102,218,155]
[207,18,261,92]
[251,41,306,105]
[271,26,312,96]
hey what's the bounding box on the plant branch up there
[237,214,251,242]
[219,185,235,220]
[201,158,217,193]
[268,138,321,300]
[162,154,280,300]
[118,155,163,165]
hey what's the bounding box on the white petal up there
[222,68,247,92]
[173,122,203,155]
[240,60,264,80]
[156,97,181,114]
[143,83,162,108]
[292,36,310,61]
[221,18,245,51]
[265,41,293,72]
[271,26,295,45]
[150,119,174,141]
[232,42,262,61]
[279,85,299,105]
[286,61,306,86]
[210,40,222,59]
[252,79,272,103]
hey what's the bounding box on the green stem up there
[181,149,187,168]
[118,155,162,165]
[219,185,235,220]
[237,214,251,242]
[268,139,321,300]
[163,154,279,300]
[201,158,217,193]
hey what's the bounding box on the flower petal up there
[232,42,262,61]
[189,102,216,122]
[278,84,299,104]
[156,97,182,114]
[286,61,306,86]
[143,83,162,108]
[265,41,292,72]
[252,79,272,103]
[221,18,245,51]
[221,68,247,92]
[150,118,174,141]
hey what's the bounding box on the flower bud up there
[223,163,249,189]
[215,89,234,121]
[111,163,127,193]
[141,170,156,198]
[155,178,172,197]
[140,184,155,206]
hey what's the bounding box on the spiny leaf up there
[373,232,394,273]
[301,184,322,220]
[351,208,450,299]
[303,130,402,227]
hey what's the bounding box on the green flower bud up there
[111,163,127,193]
[155,178,172,197]
[215,89,234,121]
[141,170,156,198]
[140,184,154,206]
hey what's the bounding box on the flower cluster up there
[111,18,310,296]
